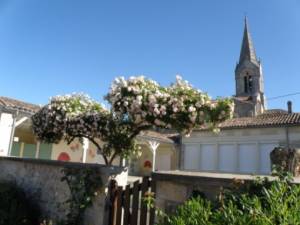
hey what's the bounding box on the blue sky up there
[0,0,300,111]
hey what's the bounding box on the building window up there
[244,76,248,93]
[244,73,253,94]
[248,76,253,93]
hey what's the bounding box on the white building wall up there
[200,144,217,171]
[239,143,258,173]
[182,127,300,175]
[183,144,201,171]
[219,144,237,173]
[0,113,14,156]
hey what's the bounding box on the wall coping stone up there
[0,156,125,174]
[152,170,300,184]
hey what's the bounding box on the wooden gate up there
[108,177,156,225]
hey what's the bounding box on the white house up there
[182,110,300,174]
[181,19,300,175]
[0,96,40,157]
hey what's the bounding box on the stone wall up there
[152,170,289,214]
[0,157,124,225]
[270,147,300,176]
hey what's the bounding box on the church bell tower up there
[234,17,266,117]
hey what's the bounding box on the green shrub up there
[0,182,40,225]
[160,172,300,225]
[163,197,213,225]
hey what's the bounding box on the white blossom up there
[188,106,196,112]
[32,75,233,165]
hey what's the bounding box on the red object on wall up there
[144,160,152,168]
[57,152,71,162]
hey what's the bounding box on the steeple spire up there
[239,17,258,63]
[234,17,266,117]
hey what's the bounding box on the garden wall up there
[152,170,300,213]
[0,156,126,225]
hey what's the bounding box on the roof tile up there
[215,111,300,129]
[0,96,40,114]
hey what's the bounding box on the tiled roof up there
[264,109,288,115]
[0,96,40,114]
[213,110,300,130]
[138,130,178,144]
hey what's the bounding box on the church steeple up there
[234,17,266,117]
[239,17,258,64]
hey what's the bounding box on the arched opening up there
[244,72,253,94]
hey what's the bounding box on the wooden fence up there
[108,177,156,225]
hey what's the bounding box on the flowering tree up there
[32,76,233,165]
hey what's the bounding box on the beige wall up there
[12,120,175,174]
[51,140,84,162]
[14,128,36,144]
[129,143,177,176]
[51,140,120,165]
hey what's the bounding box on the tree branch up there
[108,151,119,165]
[87,137,109,165]
[67,134,109,165]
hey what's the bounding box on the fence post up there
[107,179,118,225]
[140,177,149,225]
[149,176,156,225]
[130,180,140,225]
[123,184,131,225]
[116,186,123,225]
